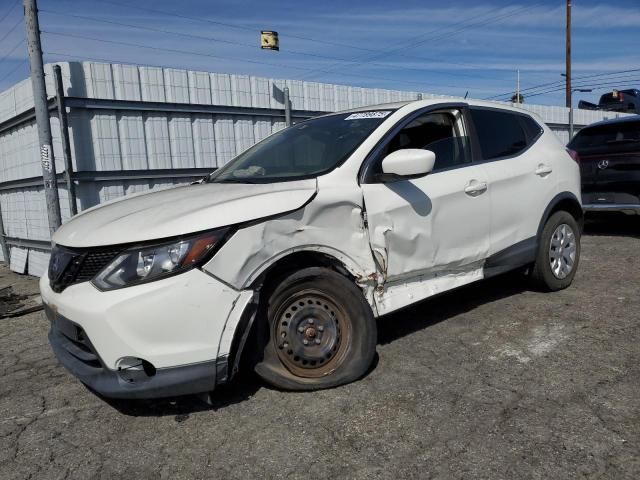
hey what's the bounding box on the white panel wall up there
[192,115,217,168]
[168,114,195,168]
[143,114,171,169]
[117,113,147,170]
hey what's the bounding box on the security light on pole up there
[260,31,279,51]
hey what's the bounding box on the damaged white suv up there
[41,100,582,398]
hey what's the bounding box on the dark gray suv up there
[569,116,640,214]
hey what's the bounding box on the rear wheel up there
[530,210,581,291]
[255,267,376,391]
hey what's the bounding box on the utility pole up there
[516,69,520,104]
[565,0,572,108]
[24,0,61,239]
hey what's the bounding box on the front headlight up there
[92,228,230,291]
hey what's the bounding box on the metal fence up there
[0,61,629,276]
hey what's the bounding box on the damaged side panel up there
[375,260,485,315]
[203,176,381,313]
[360,165,492,314]
[205,165,496,318]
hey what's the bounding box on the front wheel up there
[530,210,581,291]
[255,267,377,391]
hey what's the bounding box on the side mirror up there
[380,149,436,180]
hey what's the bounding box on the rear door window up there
[569,121,640,154]
[470,109,529,160]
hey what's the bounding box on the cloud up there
[316,4,640,30]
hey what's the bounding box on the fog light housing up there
[116,357,156,383]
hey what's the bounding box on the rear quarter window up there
[470,109,534,160]
[521,116,543,142]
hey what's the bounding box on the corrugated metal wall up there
[0,61,629,276]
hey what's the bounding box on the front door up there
[360,107,490,311]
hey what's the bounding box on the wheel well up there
[536,192,584,239]
[229,252,357,378]
[549,198,584,229]
[536,194,584,244]
[252,251,356,297]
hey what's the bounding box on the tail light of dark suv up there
[566,148,580,164]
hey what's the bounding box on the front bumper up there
[40,268,254,399]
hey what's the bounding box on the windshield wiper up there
[212,178,261,184]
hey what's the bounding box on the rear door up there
[469,108,553,256]
[569,119,640,205]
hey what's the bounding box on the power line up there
[38,9,493,82]
[87,0,521,82]
[39,9,358,64]
[486,68,640,100]
[0,38,25,68]
[0,17,22,44]
[301,4,541,81]
[524,79,640,100]
[573,79,640,89]
[0,58,27,85]
[0,0,20,25]
[299,3,511,81]
[42,30,314,71]
[96,0,376,53]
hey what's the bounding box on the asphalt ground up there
[0,213,638,479]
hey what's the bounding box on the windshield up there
[208,110,394,183]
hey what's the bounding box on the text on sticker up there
[345,111,392,120]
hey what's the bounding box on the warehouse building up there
[0,61,629,276]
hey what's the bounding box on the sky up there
[0,0,638,106]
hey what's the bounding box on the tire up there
[254,267,377,391]
[530,210,581,291]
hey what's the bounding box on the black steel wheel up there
[255,267,376,391]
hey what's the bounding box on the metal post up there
[53,65,77,216]
[569,102,574,140]
[0,203,10,265]
[283,87,291,127]
[565,0,572,108]
[24,0,62,239]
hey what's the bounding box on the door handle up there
[464,180,488,196]
[535,163,553,176]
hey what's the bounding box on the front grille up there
[49,246,122,293]
[75,250,122,282]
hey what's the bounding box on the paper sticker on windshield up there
[344,111,392,120]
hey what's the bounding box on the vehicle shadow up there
[376,271,530,345]
[102,372,261,418]
[106,271,531,417]
[583,212,640,239]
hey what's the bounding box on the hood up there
[53,179,317,248]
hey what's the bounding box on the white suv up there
[40,100,582,398]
